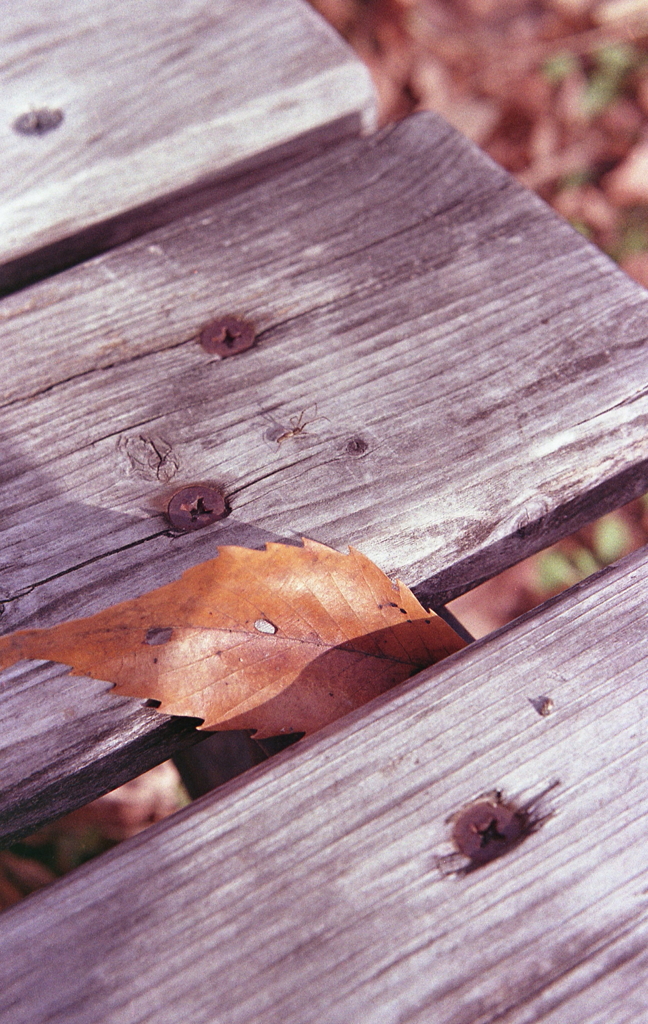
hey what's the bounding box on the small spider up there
[275,409,312,444]
[265,405,328,445]
[435,780,559,876]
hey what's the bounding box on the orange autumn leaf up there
[0,539,465,738]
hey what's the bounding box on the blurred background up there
[313,0,648,293]
[3,0,647,910]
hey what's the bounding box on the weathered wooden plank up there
[1,545,646,1023]
[0,0,375,292]
[1,113,646,837]
[1,115,646,623]
[0,660,202,844]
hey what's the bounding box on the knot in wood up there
[13,108,64,135]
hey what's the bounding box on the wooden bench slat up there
[0,0,375,292]
[0,660,201,844]
[1,112,646,835]
[1,545,647,1023]
[1,114,646,622]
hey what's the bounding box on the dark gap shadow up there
[0,428,314,832]
[412,457,648,607]
[173,731,268,800]
[3,432,647,824]
[0,114,362,297]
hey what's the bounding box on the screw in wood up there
[446,781,559,872]
[13,108,64,135]
[199,316,255,358]
[452,798,527,866]
[166,484,228,532]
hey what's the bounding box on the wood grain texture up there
[1,545,647,1024]
[1,115,646,620]
[0,112,646,833]
[0,0,375,289]
[0,660,202,844]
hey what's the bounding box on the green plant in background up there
[570,220,594,239]
[536,510,635,596]
[582,43,640,117]
[543,43,641,119]
[593,512,633,563]
[610,214,648,264]
[537,550,583,592]
[621,220,648,255]
[9,826,110,879]
[559,170,593,190]
[542,50,579,85]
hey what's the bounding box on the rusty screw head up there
[13,108,64,135]
[199,316,255,358]
[452,798,527,866]
[167,485,227,532]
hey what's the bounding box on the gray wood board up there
[1,544,647,1024]
[0,0,375,288]
[1,112,647,837]
[0,660,203,844]
[1,114,646,620]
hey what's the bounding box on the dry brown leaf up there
[0,539,465,738]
